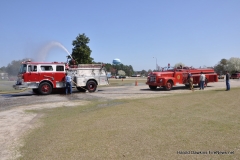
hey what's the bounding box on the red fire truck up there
[146,65,218,91]
[230,72,240,79]
[13,60,109,94]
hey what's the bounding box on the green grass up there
[0,81,15,91]
[19,88,240,160]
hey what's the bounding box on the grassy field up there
[0,81,15,91]
[18,88,240,160]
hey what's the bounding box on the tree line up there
[0,59,29,76]
[103,63,134,77]
[214,58,240,75]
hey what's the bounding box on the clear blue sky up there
[1,0,240,71]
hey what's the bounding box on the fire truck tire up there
[149,85,157,90]
[165,81,173,91]
[32,89,39,94]
[77,87,86,92]
[86,80,97,92]
[38,82,52,95]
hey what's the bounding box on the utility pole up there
[153,57,158,71]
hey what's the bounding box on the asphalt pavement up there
[1,79,240,111]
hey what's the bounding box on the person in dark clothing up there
[225,71,230,91]
[187,72,191,80]
[65,72,72,94]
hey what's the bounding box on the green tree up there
[92,62,134,77]
[226,57,240,73]
[110,67,117,76]
[104,63,112,72]
[147,69,152,73]
[5,59,29,76]
[118,70,126,76]
[141,70,147,76]
[71,33,93,64]
[0,66,6,72]
[214,58,228,74]
[126,65,134,76]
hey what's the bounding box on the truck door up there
[174,72,181,84]
[182,72,189,84]
[55,65,65,88]
[39,65,54,84]
[25,65,39,82]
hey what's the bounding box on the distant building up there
[0,72,8,80]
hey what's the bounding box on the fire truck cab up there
[13,60,109,94]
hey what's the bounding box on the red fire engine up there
[146,65,218,90]
[13,59,109,94]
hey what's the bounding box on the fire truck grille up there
[150,76,156,82]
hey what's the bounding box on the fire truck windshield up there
[19,64,27,73]
[162,67,174,71]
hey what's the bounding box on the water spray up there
[36,41,72,62]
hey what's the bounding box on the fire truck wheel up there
[32,89,39,94]
[86,80,97,92]
[38,82,52,95]
[77,87,86,92]
[165,81,173,91]
[149,85,157,90]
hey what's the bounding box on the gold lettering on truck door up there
[177,75,180,79]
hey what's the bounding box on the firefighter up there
[65,72,72,95]
[188,73,194,90]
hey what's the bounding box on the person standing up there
[65,72,72,95]
[199,72,206,90]
[226,71,230,91]
[188,73,194,90]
